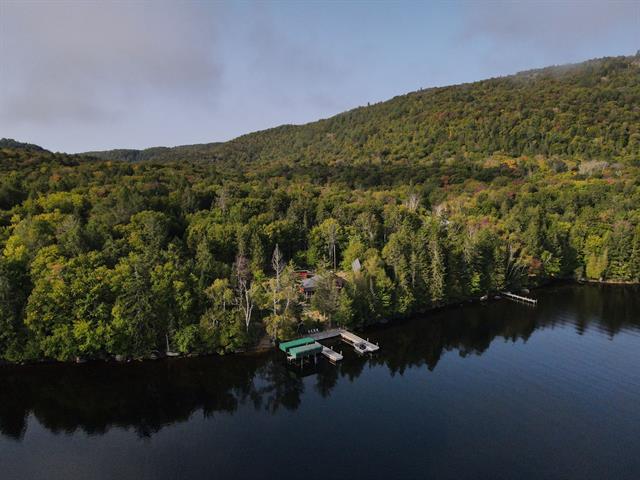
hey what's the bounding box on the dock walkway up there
[321,346,343,363]
[308,328,380,354]
[308,328,343,341]
[501,291,538,305]
[339,330,380,354]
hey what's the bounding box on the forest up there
[1,54,639,363]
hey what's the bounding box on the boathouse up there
[279,337,322,361]
[287,342,323,360]
[279,337,315,354]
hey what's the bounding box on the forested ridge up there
[88,55,640,168]
[1,54,639,363]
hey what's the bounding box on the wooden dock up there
[501,291,538,305]
[308,328,343,341]
[339,330,380,354]
[308,328,380,355]
[321,346,343,363]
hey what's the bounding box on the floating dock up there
[308,328,380,354]
[321,346,343,363]
[339,330,380,354]
[501,291,538,305]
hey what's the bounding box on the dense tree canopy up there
[1,54,639,363]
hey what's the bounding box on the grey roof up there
[302,275,321,290]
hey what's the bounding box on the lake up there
[1,284,639,480]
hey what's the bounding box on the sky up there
[0,0,638,153]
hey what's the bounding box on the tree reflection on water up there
[1,284,638,441]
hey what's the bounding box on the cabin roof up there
[302,273,346,291]
[302,275,321,290]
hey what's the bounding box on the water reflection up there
[1,284,638,441]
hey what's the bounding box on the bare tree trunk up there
[242,282,253,332]
[332,233,336,271]
[271,244,284,317]
[234,255,254,332]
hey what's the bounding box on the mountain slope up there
[85,54,640,166]
[0,138,47,153]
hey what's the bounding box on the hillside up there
[0,138,47,153]
[1,54,639,364]
[86,55,640,170]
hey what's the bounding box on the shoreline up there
[2,279,638,368]
[578,279,640,285]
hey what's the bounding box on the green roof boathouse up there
[279,337,323,365]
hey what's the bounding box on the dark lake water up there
[1,284,640,480]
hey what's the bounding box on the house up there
[295,269,313,280]
[301,273,346,298]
